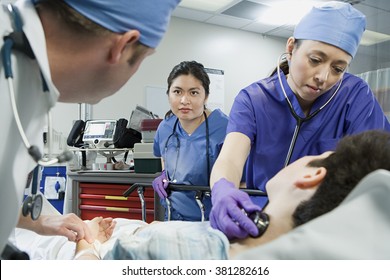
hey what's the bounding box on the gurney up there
[123,183,267,222]
[10,169,390,260]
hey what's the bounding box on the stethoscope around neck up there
[164,111,210,184]
[1,4,73,220]
[277,53,343,167]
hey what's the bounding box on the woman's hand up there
[210,178,261,240]
[152,170,169,199]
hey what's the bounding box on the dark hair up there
[269,39,302,77]
[292,130,390,227]
[165,61,210,118]
[35,0,150,66]
[35,0,112,35]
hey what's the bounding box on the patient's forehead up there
[297,151,333,166]
[267,152,332,188]
[286,152,328,167]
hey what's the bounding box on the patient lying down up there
[14,130,390,259]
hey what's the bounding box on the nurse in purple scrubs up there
[209,1,390,240]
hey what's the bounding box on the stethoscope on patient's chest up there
[164,111,210,185]
[277,53,343,167]
[1,4,73,220]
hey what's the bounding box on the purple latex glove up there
[152,170,169,199]
[210,178,262,240]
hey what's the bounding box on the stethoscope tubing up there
[164,111,210,183]
[6,73,62,165]
[164,118,180,182]
[7,76,31,150]
[1,4,67,166]
[284,118,301,167]
[277,53,343,166]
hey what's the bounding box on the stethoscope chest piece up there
[22,193,42,220]
[248,211,270,238]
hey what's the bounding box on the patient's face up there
[266,152,332,202]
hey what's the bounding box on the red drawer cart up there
[78,183,155,222]
[67,171,164,222]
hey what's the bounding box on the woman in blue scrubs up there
[153,61,229,221]
[209,1,390,240]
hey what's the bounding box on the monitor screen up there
[82,120,117,147]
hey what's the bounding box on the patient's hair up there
[292,130,390,227]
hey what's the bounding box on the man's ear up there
[295,167,327,189]
[109,30,140,64]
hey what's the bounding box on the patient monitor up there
[82,120,117,148]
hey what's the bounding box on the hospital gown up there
[104,221,229,260]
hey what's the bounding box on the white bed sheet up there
[12,218,146,260]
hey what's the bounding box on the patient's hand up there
[87,217,116,244]
[18,212,95,243]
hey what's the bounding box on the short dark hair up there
[35,0,150,66]
[292,130,390,227]
[35,0,111,35]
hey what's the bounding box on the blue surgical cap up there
[293,1,366,58]
[62,0,181,48]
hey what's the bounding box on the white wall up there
[52,17,286,136]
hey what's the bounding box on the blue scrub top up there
[228,71,390,208]
[154,109,229,221]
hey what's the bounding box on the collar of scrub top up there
[164,111,210,185]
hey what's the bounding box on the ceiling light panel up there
[179,0,237,12]
[360,30,390,46]
[222,1,267,20]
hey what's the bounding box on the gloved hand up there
[152,170,169,199]
[210,178,262,240]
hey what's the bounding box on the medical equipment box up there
[82,119,117,148]
[133,143,162,173]
[140,118,162,143]
[39,165,67,213]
